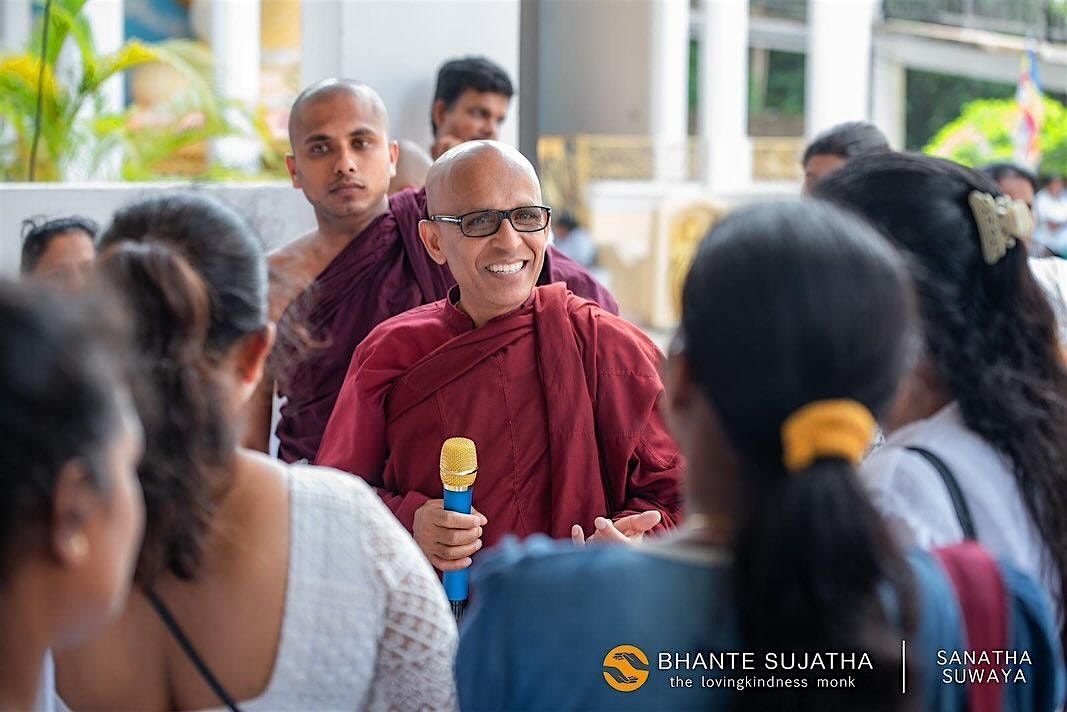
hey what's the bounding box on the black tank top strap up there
[145,588,243,712]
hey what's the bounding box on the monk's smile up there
[484,259,529,277]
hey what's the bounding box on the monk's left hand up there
[570,510,662,547]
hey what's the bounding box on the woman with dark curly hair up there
[814,152,1067,626]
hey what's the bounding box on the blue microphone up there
[440,437,478,621]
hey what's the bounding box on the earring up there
[67,531,89,561]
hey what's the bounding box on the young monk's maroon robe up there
[315,283,683,546]
[274,188,618,463]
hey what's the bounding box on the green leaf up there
[7,2,265,182]
[50,4,96,84]
[29,0,90,68]
[86,41,160,94]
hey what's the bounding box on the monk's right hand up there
[412,499,488,572]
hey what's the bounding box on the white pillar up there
[83,0,125,113]
[60,0,124,179]
[205,0,261,169]
[700,0,751,194]
[650,0,690,181]
[871,50,905,150]
[0,0,31,52]
[300,0,343,87]
[805,0,877,139]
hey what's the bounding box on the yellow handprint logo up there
[602,644,650,692]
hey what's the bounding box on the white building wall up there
[538,0,655,135]
[302,0,520,151]
[0,183,315,276]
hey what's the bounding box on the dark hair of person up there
[0,282,126,585]
[98,193,267,586]
[980,162,1038,192]
[801,121,890,166]
[814,151,1067,614]
[20,216,99,275]
[554,212,579,231]
[430,56,513,133]
[680,201,918,711]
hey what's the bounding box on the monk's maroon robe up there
[315,283,683,547]
[274,188,618,463]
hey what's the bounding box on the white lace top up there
[1028,256,1067,345]
[59,463,458,712]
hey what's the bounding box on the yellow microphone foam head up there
[440,437,478,490]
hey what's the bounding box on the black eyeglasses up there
[429,205,551,238]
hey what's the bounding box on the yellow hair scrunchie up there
[780,399,876,473]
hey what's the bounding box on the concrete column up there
[300,0,343,87]
[206,0,261,169]
[0,0,31,52]
[871,50,906,149]
[83,0,125,113]
[700,0,751,193]
[805,0,878,139]
[518,0,540,168]
[61,0,124,179]
[650,0,690,181]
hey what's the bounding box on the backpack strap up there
[933,543,1009,712]
[905,446,978,540]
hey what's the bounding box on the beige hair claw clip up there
[968,190,1033,265]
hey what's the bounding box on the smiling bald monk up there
[250,80,617,464]
[315,141,683,574]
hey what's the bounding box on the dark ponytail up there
[681,202,918,710]
[99,243,231,584]
[98,193,268,585]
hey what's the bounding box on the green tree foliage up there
[0,0,237,181]
[905,69,1015,150]
[924,96,1067,176]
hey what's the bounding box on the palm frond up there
[29,0,90,67]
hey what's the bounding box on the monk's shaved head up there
[419,140,548,327]
[288,79,390,148]
[425,140,541,215]
[389,140,433,194]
